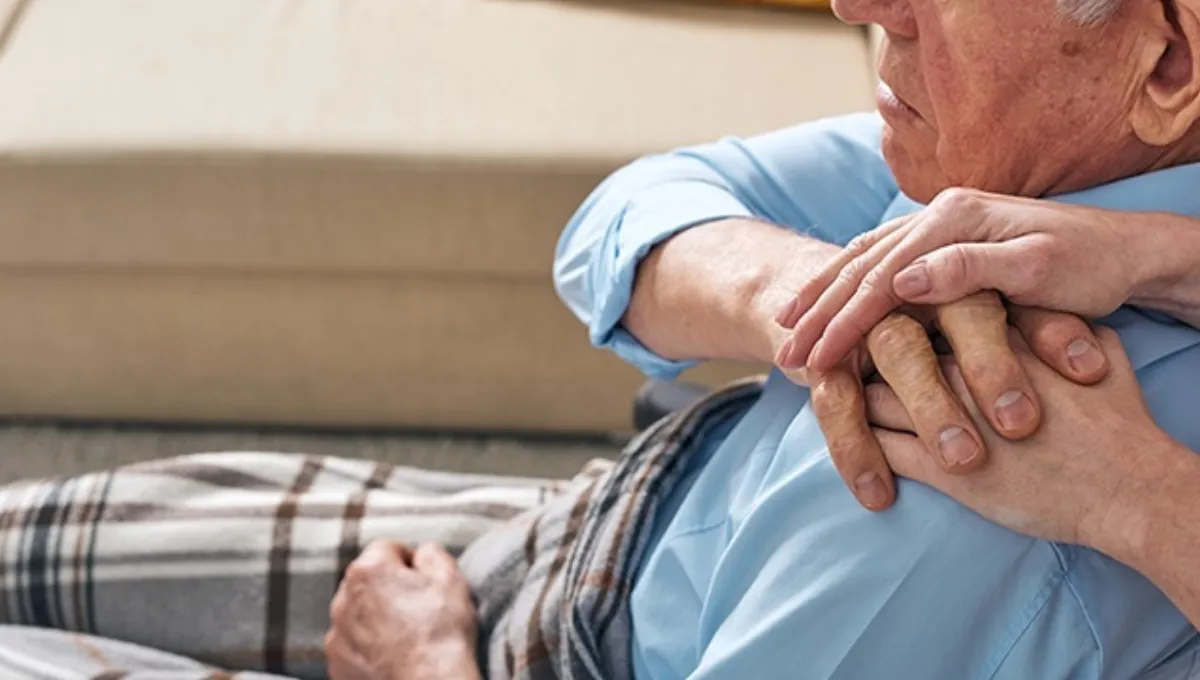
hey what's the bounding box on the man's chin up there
[882,145,945,205]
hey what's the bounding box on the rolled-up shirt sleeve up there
[553,112,899,378]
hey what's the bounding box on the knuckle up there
[907,382,954,416]
[936,292,1006,336]
[931,187,983,216]
[824,423,874,464]
[829,438,879,474]
[363,538,392,554]
[812,375,863,414]
[344,557,372,582]
[960,349,1022,394]
[936,243,974,288]
[845,232,875,255]
[867,314,925,355]
[835,255,869,288]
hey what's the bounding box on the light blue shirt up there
[555,112,1200,679]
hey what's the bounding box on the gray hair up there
[1059,0,1122,26]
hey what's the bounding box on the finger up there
[806,221,970,372]
[329,588,348,623]
[324,631,344,678]
[806,197,1010,371]
[867,313,984,472]
[872,428,939,485]
[892,241,1034,305]
[811,366,896,511]
[1092,325,1140,389]
[358,539,412,568]
[864,383,915,432]
[413,543,465,589]
[776,218,908,329]
[1092,325,1129,365]
[1009,307,1109,385]
[324,631,363,680]
[780,226,911,368]
[935,294,1041,439]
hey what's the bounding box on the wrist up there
[410,639,481,680]
[625,218,837,368]
[1128,212,1200,316]
[1083,433,1194,571]
[743,231,842,367]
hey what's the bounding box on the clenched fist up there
[326,541,481,680]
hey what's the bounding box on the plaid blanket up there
[0,378,762,679]
[0,452,572,679]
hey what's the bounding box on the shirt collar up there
[1055,161,1200,218]
[889,161,1200,218]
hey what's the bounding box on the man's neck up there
[1117,131,1200,189]
[1039,131,1200,200]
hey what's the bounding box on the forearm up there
[1128,212,1200,328]
[623,218,840,369]
[1092,438,1200,628]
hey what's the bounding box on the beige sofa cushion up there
[0,0,876,432]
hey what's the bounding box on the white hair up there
[1059,0,1123,26]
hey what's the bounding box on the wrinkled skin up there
[326,541,480,680]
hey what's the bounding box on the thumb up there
[893,242,1028,305]
[1092,325,1138,382]
[413,543,462,586]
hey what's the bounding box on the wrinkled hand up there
[867,327,1167,548]
[326,541,480,680]
[776,189,1137,373]
[805,292,1109,511]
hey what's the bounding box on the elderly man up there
[329,0,1200,677]
[534,0,1200,677]
[327,0,1200,672]
[0,0,1198,679]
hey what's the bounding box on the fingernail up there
[1067,338,1105,375]
[855,472,889,510]
[807,339,825,369]
[776,298,798,326]
[994,391,1035,433]
[938,426,978,467]
[894,262,932,298]
[776,338,795,367]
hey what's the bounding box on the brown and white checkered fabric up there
[0,451,580,679]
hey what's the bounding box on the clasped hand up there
[790,290,1109,511]
[773,192,1130,512]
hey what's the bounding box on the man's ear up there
[1130,0,1200,146]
